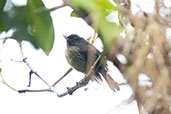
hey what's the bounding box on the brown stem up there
[52,67,73,87]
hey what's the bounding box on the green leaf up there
[0,0,6,12]
[0,12,6,32]
[0,6,41,48]
[0,1,54,55]
[70,0,123,50]
[26,0,54,55]
[0,68,2,73]
[70,11,78,17]
[0,0,6,32]
[86,37,91,42]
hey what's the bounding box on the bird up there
[64,34,120,91]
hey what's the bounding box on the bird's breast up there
[65,46,87,73]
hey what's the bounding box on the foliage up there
[0,0,54,55]
[0,0,6,12]
[69,0,123,50]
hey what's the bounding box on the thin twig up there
[57,78,88,97]
[18,67,73,94]
[23,58,51,88]
[18,89,50,93]
[35,4,67,13]
[48,4,67,12]
[0,37,12,44]
[0,37,11,40]
[118,82,128,85]
[18,42,25,59]
[52,67,73,87]
[91,30,98,44]
[28,71,33,87]
[0,73,18,92]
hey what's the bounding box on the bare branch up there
[57,77,88,97]
[0,73,18,92]
[18,67,73,95]
[22,58,51,88]
[52,67,73,87]
[18,89,50,93]
[48,4,67,12]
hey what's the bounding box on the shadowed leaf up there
[0,0,6,12]
[0,0,54,55]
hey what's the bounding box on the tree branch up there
[52,67,73,87]
[0,73,18,92]
[18,89,50,93]
[22,58,51,88]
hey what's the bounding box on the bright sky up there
[0,0,161,114]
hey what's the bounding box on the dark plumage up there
[64,34,119,91]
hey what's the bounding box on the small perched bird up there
[64,34,120,91]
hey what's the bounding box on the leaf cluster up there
[0,0,54,55]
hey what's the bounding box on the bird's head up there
[63,34,89,46]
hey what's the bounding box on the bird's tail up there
[95,65,120,91]
[103,74,120,92]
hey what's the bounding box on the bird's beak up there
[63,35,68,40]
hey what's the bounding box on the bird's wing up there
[78,45,100,61]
